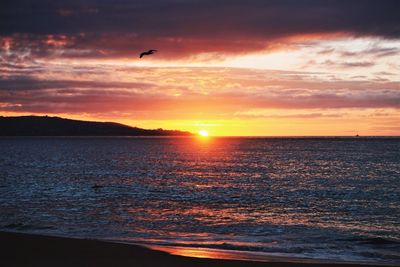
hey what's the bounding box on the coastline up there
[1,231,394,267]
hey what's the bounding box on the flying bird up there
[140,49,157,58]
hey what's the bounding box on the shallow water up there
[0,137,399,264]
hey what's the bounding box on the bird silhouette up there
[140,49,157,58]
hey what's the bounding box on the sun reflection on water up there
[146,245,255,261]
[145,245,287,262]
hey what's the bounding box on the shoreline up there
[141,244,388,265]
[1,231,395,267]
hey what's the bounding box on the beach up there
[1,231,392,267]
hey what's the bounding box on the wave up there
[128,237,400,263]
[132,239,318,255]
[343,237,400,246]
[2,223,55,231]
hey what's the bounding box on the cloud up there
[233,111,346,119]
[340,46,400,58]
[340,61,375,68]
[1,0,399,59]
[0,76,153,91]
[374,71,396,76]
[321,60,375,68]
[1,67,399,118]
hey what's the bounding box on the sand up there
[0,231,390,267]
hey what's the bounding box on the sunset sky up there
[1,0,399,136]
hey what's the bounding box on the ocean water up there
[0,137,399,264]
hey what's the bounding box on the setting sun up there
[198,130,209,137]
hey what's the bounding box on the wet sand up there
[0,231,390,267]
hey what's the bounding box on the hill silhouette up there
[0,116,193,136]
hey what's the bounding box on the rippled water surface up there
[1,137,399,263]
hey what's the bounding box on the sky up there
[1,0,400,136]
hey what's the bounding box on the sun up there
[198,130,209,137]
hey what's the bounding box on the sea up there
[0,137,399,264]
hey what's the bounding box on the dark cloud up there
[2,0,399,37]
[317,48,335,55]
[1,0,399,58]
[1,69,399,117]
[340,46,400,58]
[364,47,400,57]
[235,112,346,119]
[223,92,400,110]
[2,89,400,116]
[374,71,396,76]
[341,62,375,68]
[0,76,153,91]
[322,60,375,68]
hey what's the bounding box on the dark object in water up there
[92,184,103,189]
